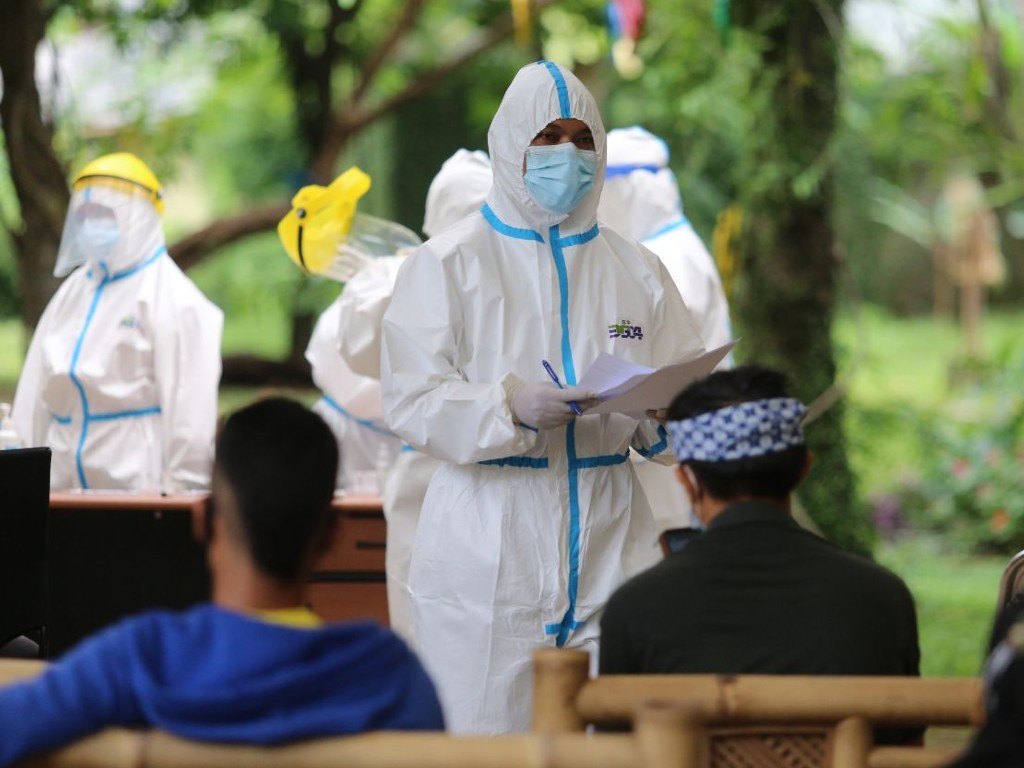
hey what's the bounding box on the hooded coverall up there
[380,61,705,733]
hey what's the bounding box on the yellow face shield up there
[278,167,421,283]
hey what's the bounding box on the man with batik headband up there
[599,365,921,734]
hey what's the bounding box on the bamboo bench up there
[531,649,984,768]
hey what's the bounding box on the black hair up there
[214,397,339,582]
[666,364,807,501]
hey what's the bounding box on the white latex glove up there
[333,243,374,283]
[510,382,598,430]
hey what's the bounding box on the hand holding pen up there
[507,362,598,429]
[542,360,583,416]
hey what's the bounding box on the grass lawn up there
[878,537,1004,677]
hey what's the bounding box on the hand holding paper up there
[577,340,738,419]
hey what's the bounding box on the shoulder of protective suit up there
[147,258,223,319]
[597,225,660,267]
[632,239,666,271]
[596,221,635,247]
[417,213,490,261]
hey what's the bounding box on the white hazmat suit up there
[306,297,403,492]
[13,183,222,491]
[336,148,493,646]
[599,126,733,530]
[380,62,705,733]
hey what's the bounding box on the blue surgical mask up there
[74,218,120,264]
[523,144,597,215]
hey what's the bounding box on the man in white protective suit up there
[335,148,493,647]
[380,61,706,733]
[598,126,733,531]
[12,153,223,492]
[305,296,404,493]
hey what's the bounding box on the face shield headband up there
[666,398,806,463]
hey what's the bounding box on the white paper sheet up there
[580,340,739,418]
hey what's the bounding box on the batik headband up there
[666,397,806,463]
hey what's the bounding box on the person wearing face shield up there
[333,149,493,648]
[12,153,223,491]
[380,62,706,733]
[279,167,412,496]
[598,126,734,533]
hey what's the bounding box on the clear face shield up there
[54,179,162,278]
[326,212,422,281]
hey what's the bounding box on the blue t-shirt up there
[0,604,444,765]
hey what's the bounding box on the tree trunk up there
[732,0,871,554]
[0,0,66,332]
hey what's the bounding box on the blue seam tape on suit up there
[67,246,165,489]
[643,217,690,242]
[484,198,626,645]
[538,60,572,120]
[322,394,397,438]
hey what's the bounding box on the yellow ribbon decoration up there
[712,204,743,299]
[512,0,531,46]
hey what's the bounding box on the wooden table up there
[45,492,388,658]
[309,495,389,627]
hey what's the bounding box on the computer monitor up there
[46,493,211,657]
[0,447,52,649]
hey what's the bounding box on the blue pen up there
[542,359,583,416]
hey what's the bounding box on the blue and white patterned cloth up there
[666,397,806,462]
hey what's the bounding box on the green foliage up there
[0,146,23,319]
[837,304,1024,494]
[188,14,303,208]
[46,8,203,184]
[0,318,28,400]
[188,231,337,358]
[601,0,760,239]
[837,305,1024,556]
[541,5,608,68]
[896,350,1024,554]
[836,9,1024,310]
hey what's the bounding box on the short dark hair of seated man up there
[599,365,921,742]
[0,397,444,765]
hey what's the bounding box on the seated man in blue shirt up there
[600,366,920,724]
[0,397,444,765]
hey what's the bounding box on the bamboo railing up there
[532,649,982,768]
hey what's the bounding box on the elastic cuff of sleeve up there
[501,372,526,425]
